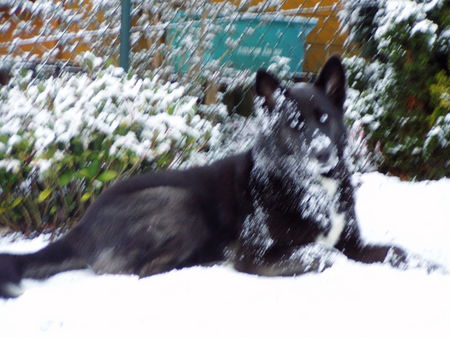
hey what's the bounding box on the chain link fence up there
[1,0,447,232]
[0,0,359,231]
[0,0,350,105]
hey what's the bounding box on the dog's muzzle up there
[309,134,339,174]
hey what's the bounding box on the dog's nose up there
[315,149,330,164]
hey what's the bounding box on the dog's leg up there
[233,243,343,277]
[0,229,87,298]
[334,178,444,273]
[339,236,445,273]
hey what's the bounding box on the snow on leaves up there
[0,59,219,179]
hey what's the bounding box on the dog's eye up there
[315,109,328,124]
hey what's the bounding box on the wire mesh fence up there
[0,0,448,232]
[0,0,356,231]
[0,0,350,103]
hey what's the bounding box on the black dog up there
[0,56,433,298]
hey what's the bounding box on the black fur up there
[0,56,438,298]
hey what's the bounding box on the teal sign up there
[168,14,317,73]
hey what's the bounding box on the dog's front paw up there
[384,247,447,274]
[288,243,344,274]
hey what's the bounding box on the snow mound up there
[0,172,449,338]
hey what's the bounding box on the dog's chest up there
[316,176,346,247]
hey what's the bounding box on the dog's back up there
[82,151,255,272]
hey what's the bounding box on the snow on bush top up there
[0,57,220,176]
[375,0,443,48]
[0,53,226,230]
[341,0,446,50]
[340,0,449,179]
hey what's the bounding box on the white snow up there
[1,172,449,337]
[0,60,221,183]
[372,0,442,49]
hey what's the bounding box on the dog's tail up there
[0,232,87,298]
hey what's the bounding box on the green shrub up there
[0,58,220,233]
[342,0,449,179]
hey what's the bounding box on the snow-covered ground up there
[0,172,449,338]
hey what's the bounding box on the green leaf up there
[85,58,93,72]
[88,160,101,177]
[81,192,92,202]
[97,170,118,182]
[11,197,24,208]
[79,160,101,180]
[59,171,75,186]
[70,138,84,155]
[49,205,57,215]
[78,168,91,179]
[38,189,53,203]
[37,83,45,93]
[167,106,174,115]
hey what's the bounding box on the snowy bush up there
[0,56,220,232]
[341,0,449,179]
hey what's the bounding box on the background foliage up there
[1,0,449,234]
[0,53,221,233]
[342,0,449,179]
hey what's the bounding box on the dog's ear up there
[255,69,280,111]
[314,55,346,109]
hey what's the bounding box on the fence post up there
[120,0,131,72]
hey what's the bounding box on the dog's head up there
[255,55,347,176]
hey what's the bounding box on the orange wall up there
[0,0,345,73]
[0,2,94,63]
